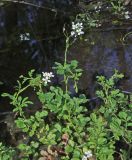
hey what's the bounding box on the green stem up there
[16,84,30,99]
[15,84,30,117]
[64,36,69,65]
[65,78,68,94]
[64,36,70,94]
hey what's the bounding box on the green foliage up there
[1,19,132,160]
[2,63,132,160]
[2,67,132,159]
[108,0,125,14]
[2,92,32,116]
[95,70,132,159]
[1,70,43,116]
[18,141,39,159]
[54,60,82,93]
[75,13,100,29]
[0,142,15,160]
[15,110,48,137]
[73,0,130,32]
[87,113,115,160]
[1,61,89,159]
[96,70,125,117]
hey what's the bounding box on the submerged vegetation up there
[0,0,132,160]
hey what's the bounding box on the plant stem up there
[65,78,68,94]
[64,36,70,94]
[16,84,30,99]
[64,36,69,65]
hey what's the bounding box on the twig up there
[2,0,64,14]
[89,27,132,32]
[0,111,13,116]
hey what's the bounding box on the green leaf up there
[30,141,39,148]
[71,60,78,68]
[15,119,27,129]
[73,149,81,158]
[118,112,127,119]
[1,93,13,99]
[65,145,73,153]
[127,123,132,127]
[90,113,97,122]
[18,143,27,150]
[54,123,62,132]
[68,140,75,147]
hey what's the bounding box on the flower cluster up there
[42,72,54,85]
[82,151,93,160]
[71,22,84,37]
[124,11,130,19]
[94,2,102,13]
[20,33,30,41]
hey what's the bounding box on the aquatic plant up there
[1,20,132,160]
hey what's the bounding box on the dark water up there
[69,28,132,96]
[0,2,69,87]
[0,1,132,111]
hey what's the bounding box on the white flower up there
[63,26,65,32]
[98,5,101,9]
[82,156,87,160]
[71,31,75,36]
[124,11,130,19]
[125,11,129,14]
[85,151,93,158]
[71,21,84,37]
[20,33,30,41]
[42,72,54,85]
[82,150,93,160]
[125,14,130,19]
[95,6,97,10]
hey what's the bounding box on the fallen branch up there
[2,0,65,14]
